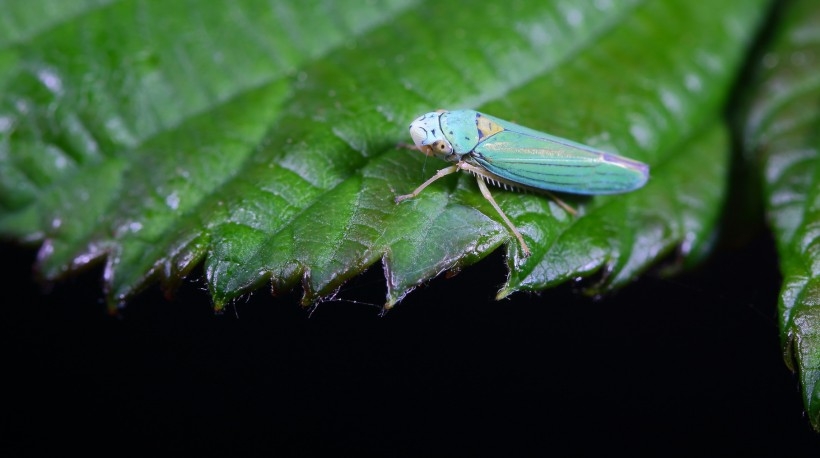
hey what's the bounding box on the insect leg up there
[473,175,531,257]
[544,191,577,216]
[395,164,460,203]
[458,162,577,216]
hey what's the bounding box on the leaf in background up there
[739,0,820,431]
[0,0,767,311]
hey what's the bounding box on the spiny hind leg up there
[457,163,577,217]
[473,176,531,257]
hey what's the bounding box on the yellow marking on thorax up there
[476,114,504,139]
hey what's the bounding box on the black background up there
[4,232,820,456]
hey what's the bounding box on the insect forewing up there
[471,114,648,195]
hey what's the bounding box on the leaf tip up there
[495,287,513,300]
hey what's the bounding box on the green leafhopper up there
[395,109,650,257]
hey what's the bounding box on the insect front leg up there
[395,164,460,203]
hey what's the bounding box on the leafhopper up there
[396,110,649,257]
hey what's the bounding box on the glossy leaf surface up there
[0,0,766,310]
[739,0,820,431]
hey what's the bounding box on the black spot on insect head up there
[449,130,453,135]
[464,136,469,140]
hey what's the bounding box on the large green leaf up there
[0,0,766,313]
[739,0,820,431]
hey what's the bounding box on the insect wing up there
[471,115,649,195]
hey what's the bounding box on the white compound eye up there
[431,139,452,154]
